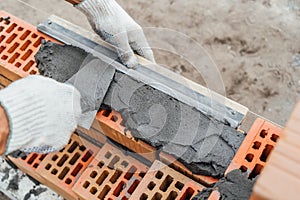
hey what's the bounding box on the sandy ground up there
[1,0,300,126]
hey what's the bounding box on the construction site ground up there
[0,0,300,199]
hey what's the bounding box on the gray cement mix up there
[36,41,115,128]
[103,72,245,178]
[193,170,255,199]
[36,42,245,178]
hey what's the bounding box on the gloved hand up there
[0,75,81,154]
[76,0,155,68]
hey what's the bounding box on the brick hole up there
[252,141,261,150]
[40,154,47,161]
[109,169,122,183]
[260,144,274,162]
[8,42,19,53]
[52,155,58,161]
[175,181,184,190]
[152,192,162,200]
[124,166,137,180]
[59,147,65,153]
[51,168,58,175]
[65,178,72,185]
[17,27,23,31]
[98,185,111,199]
[113,181,125,197]
[27,153,38,165]
[20,40,31,51]
[0,17,3,22]
[58,166,70,180]
[0,26,3,33]
[83,181,90,189]
[23,60,34,71]
[79,145,86,151]
[139,171,146,178]
[128,179,140,194]
[271,134,279,142]
[245,153,254,162]
[155,171,164,179]
[1,55,8,60]
[122,197,128,200]
[15,62,21,68]
[148,181,156,190]
[111,115,118,122]
[6,23,17,33]
[6,33,17,44]
[0,46,5,53]
[166,191,178,200]
[82,150,93,162]
[0,35,5,43]
[179,187,195,200]
[90,187,98,195]
[240,165,247,173]
[102,109,112,117]
[21,49,33,60]
[20,30,31,40]
[21,155,27,160]
[71,163,83,177]
[33,163,39,168]
[249,164,263,179]
[121,161,129,168]
[69,152,80,165]
[45,164,52,170]
[31,33,38,38]
[108,155,120,169]
[105,151,112,159]
[68,141,79,153]
[96,170,109,185]
[260,130,268,138]
[159,175,174,192]
[4,18,10,25]
[33,37,44,47]
[8,52,20,63]
[140,193,148,200]
[57,154,69,167]
[90,171,98,179]
[29,70,37,75]
[98,161,105,168]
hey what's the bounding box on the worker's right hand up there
[0,75,82,155]
[76,0,155,68]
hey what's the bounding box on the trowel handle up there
[65,0,82,5]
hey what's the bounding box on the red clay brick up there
[225,118,282,179]
[72,142,149,200]
[159,152,218,187]
[251,102,300,200]
[0,11,59,81]
[208,191,220,200]
[36,133,101,200]
[96,109,157,162]
[8,152,48,182]
[129,160,205,200]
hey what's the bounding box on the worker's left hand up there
[0,75,82,155]
[76,0,155,68]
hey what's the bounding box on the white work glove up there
[76,0,155,68]
[0,75,81,154]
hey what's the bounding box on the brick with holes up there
[129,160,205,200]
[225,118,282,179]
[159,152,218,187]
[36,133,101,200]
[96,109,156,162]
[251,102,300,200]
[72,142,149,200]
[0,11,59,81]
[8,152,48,183]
